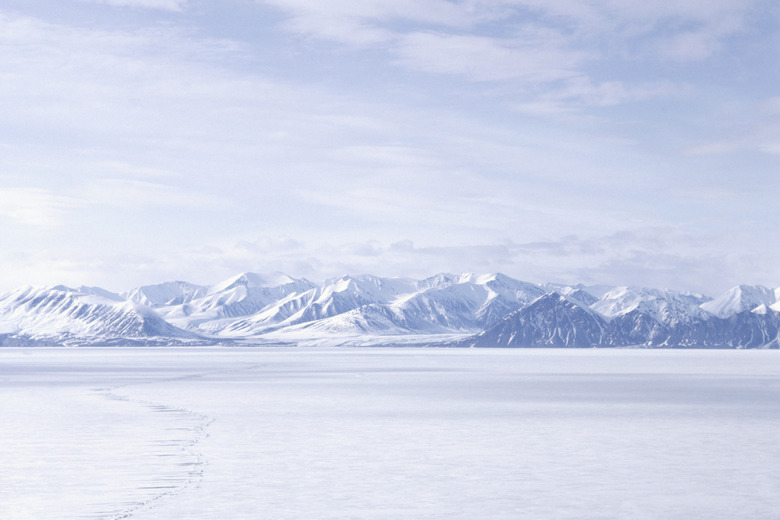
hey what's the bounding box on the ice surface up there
[2,348,780,519]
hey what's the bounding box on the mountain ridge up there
[2,272,779,348]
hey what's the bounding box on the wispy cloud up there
[163,226,774,295]
[0,178,220,229]
[684,95,780,156]
[0,188,79,227]
[514,77,688,114]
[0,12,247,147]
[259,0,586,85]
[394,31,585,83]
[83,178,224,208]
[257,0,767,79]
[249,0,772,125]
[257,0,473,45]
[81,0,188,11]
[1,2,779,293]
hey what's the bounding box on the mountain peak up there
[700,284,776,318]
[417,273,458,290]
[3,273,780,348]
[208,272,292,294]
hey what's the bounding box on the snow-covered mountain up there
[0,285,198,346]
[591,286,712,324]
[700,285,776,318]
[217,272,544,339]
[2,273,779,348]
[470,292,609,348]
[389,273,546,333]
[122,281,208,307]
[214,274,414,337]
[157,272,317,335]
[468,285,780,348]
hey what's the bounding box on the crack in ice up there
[90,387,213,519]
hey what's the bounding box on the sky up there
[1,0,779,295]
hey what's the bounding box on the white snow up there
[3,347,780,519]
[123,281,207,307]
[0,286,186,341]
[700,284,777,318]
[181,272,545,340]
[589,286,711,323]
[7,273,780,347]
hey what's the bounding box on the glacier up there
[2,272,780,348]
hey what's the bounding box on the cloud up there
[555,77,686,106]
[685,140,745,156]
[1,225,777,295]
[394,31,585,83]
[684,96,780,156]
[0,12,251,147]
[250,0,767,120]
[759,142,780,154]
[89,161,184,180]
[177,229,715,290]
[0,177,220,231]
[257,0,766,67]
[1,2,778,295]
[0,188,80,227]
[82,0,187,11]
[83,178,222,208]
[766,97,780,113]
[651,15,746,61]
[513,76,689,113]
[257,1,587,85]
[507,228,780,294]
[511,0,759,38]
[257,0,473,44]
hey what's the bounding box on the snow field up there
[2,348,780,519]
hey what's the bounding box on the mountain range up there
[1,272,779,348]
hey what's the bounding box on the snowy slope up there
[284,274,416,325]
[221,272,543,338]
[218,274,417,337]
[123,281,208,307]
[157,272,316,334]
[556,287,599,307]
[0,286,197,345]
[590,286,712,324]
[701,285,777,318]
[471,292,609,347]
[469,288,780,349]
[392,273,545,332]
[3,272,780,348]
[264,304,408,338]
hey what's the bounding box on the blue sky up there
[1,0,779,294]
